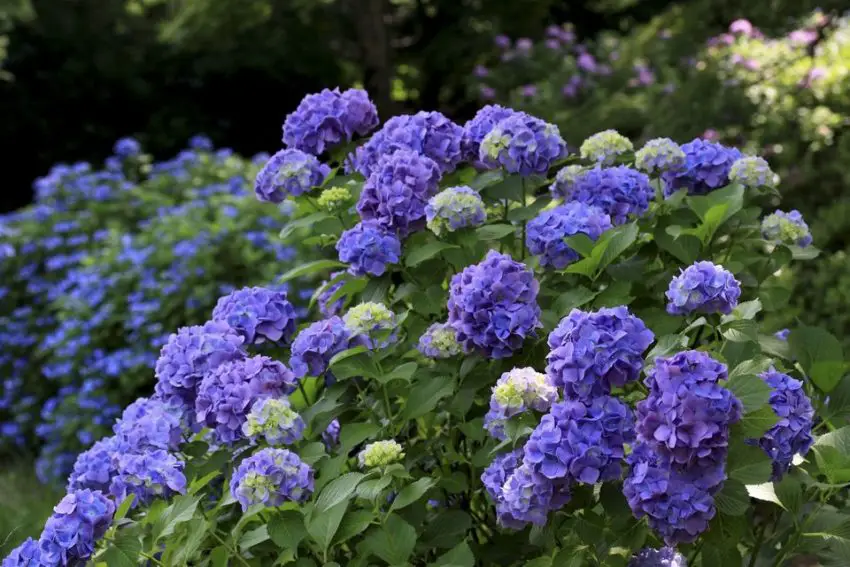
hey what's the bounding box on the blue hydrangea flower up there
[729,156,776,188]
[2,537,41,566]
[484,367,558,440]
[546,307,654,400]
[579,130,633,165]
[109,450,187,507]
[661,138,742,196]
[499,463,571,528]
[343,302,396,349]
[355,111,465,177]
[775,328,790,341]
[761,210,813,248]
[255,149,330,203]
[753,368,815,479]
[322,419,341,449]
[461,104,519,163]
[550,165,586,200]
[242,397,305,446]
[282,88,379,155]
[113,397,184,452]
[37,490,115,566]
[567,166,653,225]
[628,547,688,567]
[357,150,442,237]
[196,356,298,444]
[666,261,741,315]
[212,286,298,345]
[336,221,402,277]
[67,436,124,493]
[230,448,314,511]
[526,202,612,269]
[290,316,354,378]
[482,448,523,503]
[447,250,542,359]
[316,272,346,317]
[479,113,568,176]
[417,322,463,359]
[634,138,686,174]
[113,137,141,157]
[425,186,487,235]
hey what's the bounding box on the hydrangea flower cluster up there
[567,166,653,225]
[479,113,568,176]
[661,138,743,196]
[110,450,187,507]
[113,396,184,451]
[67,436,124,493]
[753,368,815,479]
[36,489,115,566]
[425,186,487,235]
[484,367,559,440]
[195,356,297,444]
[499,463,572,528]
[243,397,306,446]
[255,148,330,203]
[546,307,655,400]
[289,316,355,378]
[634,138,686,174]
[343,302,396,348]
[665,261,742,315]
[417,322,463,359]
[212,286,298,345]
[358,440,405,469]
[2,537,40,566]
[317,186,352,212]
[316,271,346,317]
[628,547,687,567]
[579,129,634,165]
[357,149,442,237]
[761,209,813,247]
[729,156,776,188]
[526,202,612,268]
[282,87,379,155]
[336,221,402,277]
[461,104,518,163]
[549,165,585,200]
[230,448,314,511]
[322,418,341,449]
[447,250,542,358]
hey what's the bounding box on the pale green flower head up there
[425,186,487,236]
[358,440,405,469]
[242,398,305,446]
[634,137,686,174]
[580,129,633,165]
[492,367,558,413]
[317,186,352,212]
[729,156,776,188]
[343,302,395,336]
[481,129,511,161]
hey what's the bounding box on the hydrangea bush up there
[5,89,850,567]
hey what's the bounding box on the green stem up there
[298,382,312,406]
[140,551,165,566]
[688,540,704,565]
[748,519,768,567]
[520,179,527,260]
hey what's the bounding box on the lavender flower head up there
[113,396,184,452]
[109,450,186,507]
[628,547,687,567]
[499,464,571,528]
[2,538,41,567]
[230,448,314,511]
[546,307,654,400]
[775,328,790,341]
[255,149,330,203]
[461,104,519,163]
[243,397,306,446]
[289,316,354,378]
[635,138,686,174]
[447,250,542,359]
[729,156,776,188]
[666,261,741,315]
[322,419,341,449]
[761,210,812,247]
[580,130,634,165]
[482,448,523,503]
[358,440,405,469]
[661,139,742,197]
[67,436,124,493]
[484,367,558,440]
[282,88,379,155]
[212,286,298,345]
[336,221,402,277]
[567,166,653,225]
[526,202,612,269]
[417,322,463,359]
[317,271,346,317]
[550,165,585,200]
[37,489,115,566]
[357,149,441,237]
[425,186,487,236]
[480,113,567,176]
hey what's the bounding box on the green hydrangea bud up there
[358,440,404,469]
[242,398,305,446]
[317,186,352,212]
[580,129,633,165]
[730,156,776,188]
[343,302,395,336]
[481,131,511,161]
[634,138,686,174]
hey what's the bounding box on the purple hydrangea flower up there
[425,186,487,236]
[761,210,813,248]
[753,368,814,479]
[212,286,298,345]
[37,490,115,566]
[113,397,184,452]
[661,139,742,197]
[775,328,790,341]
[526,202,612,269]
[2,538,41,566]
[665,261,741,315]
[482,448,523,503]
[196,356,297,444]
[113,137,141,157]
[550,165,585,200]
[567,166,653,225]
[242,397,306,446]
[447,250,542,359]
[484,368,558,440]
[109,450,187,507]
[499,464,572,528]
[417,322,463,359]
[322,418,341,449]
[628,547,688,567]
[357,149,442,237]
[282,88,379,155]
[546,307,655,400]
[634,138,686,174]
[67,436,124,493]
[479,113,567,176]
[729,156,775,188]
[461,105,519,163]
[317,272,346,317]
[230,448,314,511]
[289,316,354,378]
[336,221,402,277]
[255,149,330,203]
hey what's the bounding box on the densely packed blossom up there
[242,397,306,446]
[526,202,612,269]
[2,537,41,567]
[113,397,184,452]
[343,302,396,348]
[37,489,115,566]
[357,150,441,237]
[754,368,815,479]
[484,367,558,440]
[580,130,634,165]
[322,418,341,449]
[317,186,352,212]
[255,149,330,203]
[729,156,776,188]
[316,271,346,317]
[566,166,653,225]
[461,105,519,164]
[665,261,742,315]
[482,448,523,503]
[114,137,142,157]
[358,440,405,469]
[634,138,686,174]
[212,286,298,345]
[628,547,687,567]
[282,88,379,155]
[66,436,123,493]
[499,463,571,528]
[289,316,354,378]
[549,165,585,200]
[479,113,567,176]
[661,139,743,196]
[761,209,813,247]
[336,221,402,277]
[447,250,542,358]
[546,307,654,400]
[425,186,487,235]
[417,322,463,359]
[354,111,465,177]
[230,448,314,511]
[196,356,297,444]
[109,450,187,507]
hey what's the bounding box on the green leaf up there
[239,525,270,553]
[731,299,762,320]
[402,376,455,421]
[813,426,850,484]
[314,472,365,514]
[269,510,307,550]
[741,406,780,438]
[745,483,784,509]
[113,494,135,521]
[153,494,201,541]
[431,540,475,567]
[406,241,459,267]
[724,372,772,413]
[655,228,701,265]
[468,169,504,190]
[280,212,334,240]
[333,510,374,545]
[209,546,228,567]
[728,441,773,485]
[188,471,220,495]
[390,477,435,512]
[508,197,551,221]
[356,476,393,501]
[100,530,142,567]
[821,375,850,425]
[722,319,758,343]
[729,358,774,380]
[553,286,597,314]
[278,259,345,284]
[775,475,803,515]
[646,334,687,362]
[421,510,471,549]
[758,334,792,360]
[564,233,596,258]
[686,184,744,242]
[565,223,639,279]
[789,327,845,393]
[714,479,750,516]
[476,223,517,240]
[340,422,380,453]
[375,361,418,385]
[359,514,417,565]
[307,500,349,552]
[171,518,208,565]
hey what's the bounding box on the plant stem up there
[520,179,527,260]
[748,520,768,567]
[298,382,312,406]
[688,540,704,564]
[140,551,165,566]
